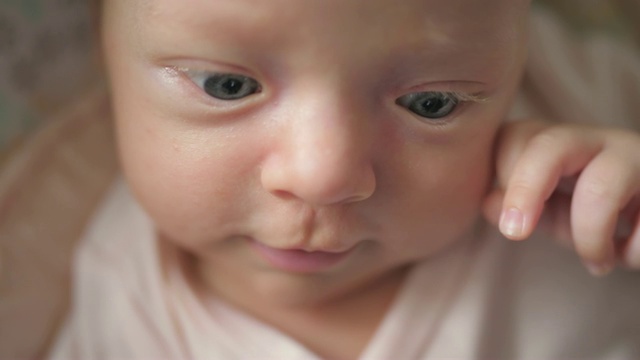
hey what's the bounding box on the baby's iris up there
[204,74,261,100]
[396,92,459,119]
[188,72,261,100]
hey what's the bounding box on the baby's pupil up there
[220,78,243,95]
[204,75,246,98]
[420,97,446,113]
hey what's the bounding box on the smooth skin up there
[487,121,640,276]
[101,0,640,357]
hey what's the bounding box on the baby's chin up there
[208,257,409,311]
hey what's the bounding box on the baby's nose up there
[260,94,377,206]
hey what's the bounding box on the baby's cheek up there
[119,126,250,245]
[385,150,491,260]
[429,145,493,231]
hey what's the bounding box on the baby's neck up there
[277,269,406,359]
[197,262,409,359]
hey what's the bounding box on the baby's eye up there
[188,72,261,100]
[396,92,459,120]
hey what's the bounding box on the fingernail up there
[500,207,524,239]
[586,262,613,277]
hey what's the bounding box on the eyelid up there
[395,90,488,124]
[169,59,256,76]
[182,68,212,89]
[442,91,489,104]
[395,90,488,116]
[394,78,492,101]
[178,67,258,87]
[162,66,265,112]
[170,65,254,83]
[401,90,489,104]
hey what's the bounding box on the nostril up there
[270,189,297,200]
[343,194,369,203]
[262,157,377,205]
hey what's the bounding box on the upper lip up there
[263,206,364,254]
[284,247,353,254]
[252,241,356,254]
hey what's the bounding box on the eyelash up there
[395,90,487,122]
[437,91,487,103]
[177,68,486,121]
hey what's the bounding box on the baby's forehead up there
[101,0,530,88]
[126,0,529,34]
[121,0,529,52]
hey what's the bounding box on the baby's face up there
[103,0,529,305]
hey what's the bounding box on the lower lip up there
[250,241,352,273]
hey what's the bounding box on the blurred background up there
[0,0,96,165]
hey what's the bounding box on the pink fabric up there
[50,179,640,359]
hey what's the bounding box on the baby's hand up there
[483,120,640,276]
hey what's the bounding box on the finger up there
[493,120,549,188]
[621,202,640,269]
[571,151,640,276]
[482,189,504,227]
[537,191,574,249]
[500,128,601,240]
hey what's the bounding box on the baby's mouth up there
[248,240,355,273]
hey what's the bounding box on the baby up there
[51,0,640,358]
